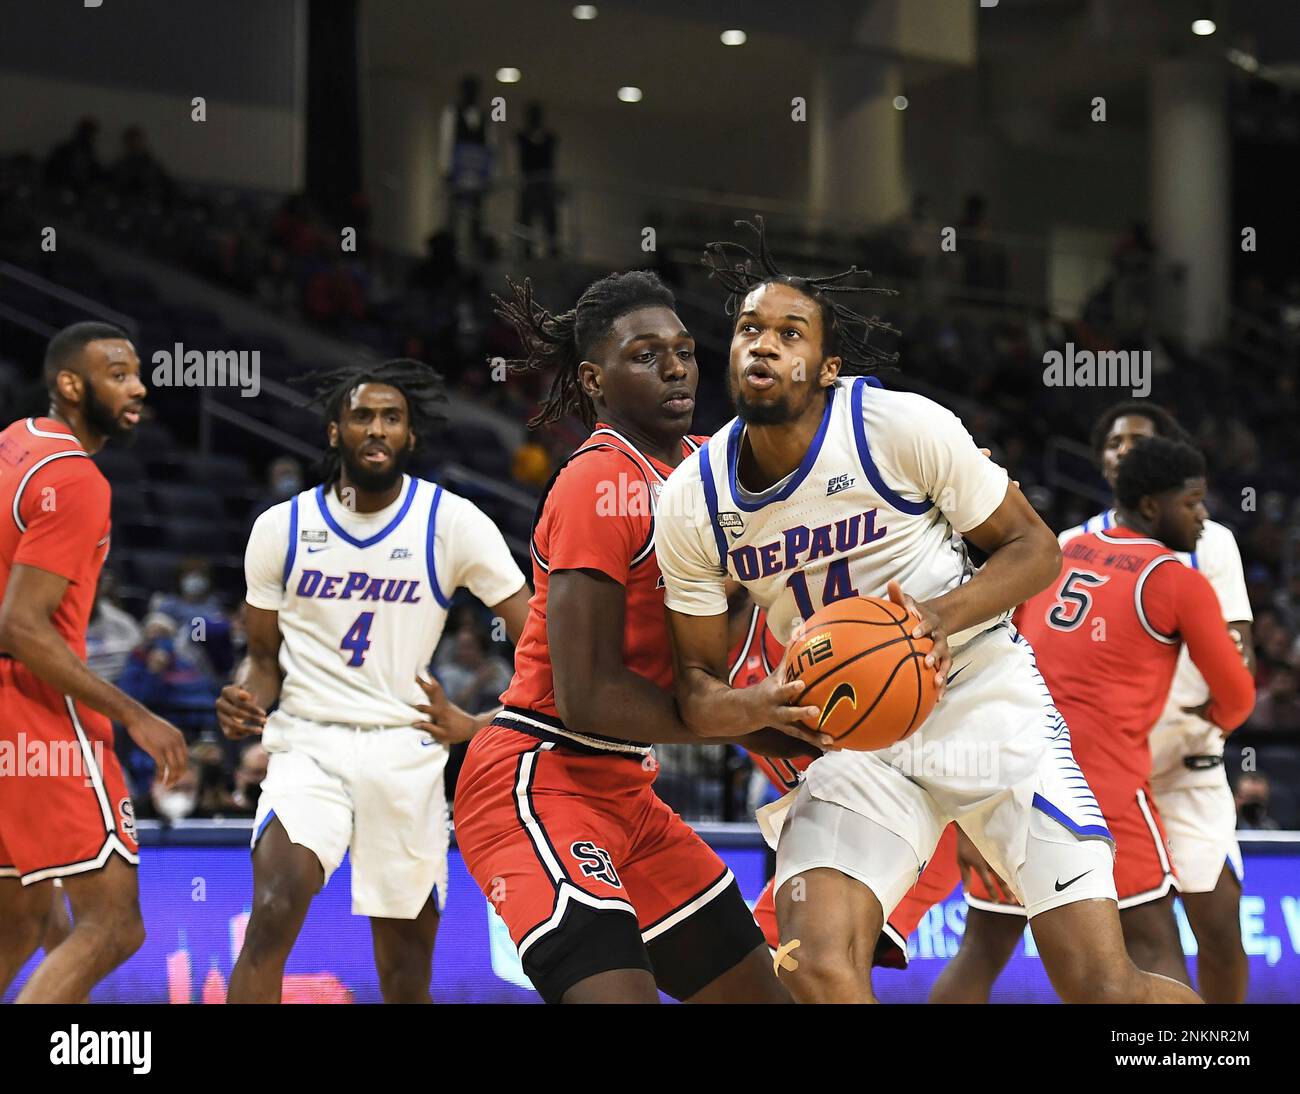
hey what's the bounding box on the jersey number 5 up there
[341,611,375,666]
[1047,570,1108,631]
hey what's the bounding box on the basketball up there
[784,596,938,751]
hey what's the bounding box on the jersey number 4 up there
[787,558,859,619]
[341,611,375,666]
[1047,570,1109,631]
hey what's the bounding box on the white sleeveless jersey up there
[655,377,1010,648]
[245,475,526,727]
[1061,510,1253,779]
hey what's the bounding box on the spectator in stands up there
[1248,662,1300,732]
[433,625,512,714]
[248,455,305,528]
[304,257,367,329]
[111,126,174,204]
[151,756,201,824]
[118,612,220,737]
[150,559,234,677]
[957,192,1008,300]
[85,571,142,682]
[43,117,103,196]
[439,75,494,258]
[511,439,551,489]
[227,741,269,816]
[1233,772,1280,831]
[516,101,559,258]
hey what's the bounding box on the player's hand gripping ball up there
[784,596,938,751]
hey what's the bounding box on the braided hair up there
[492,271,676,429]
[293,357,448,484]
[702,216,900,373]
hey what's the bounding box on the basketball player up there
[216,359,530,1003]
[937,404,1256,1003]
[453,272,813,1004]
[933,437,1256,1001]
[654,219,1201,1003]
[0,322,188,1003]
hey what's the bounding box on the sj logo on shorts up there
[118,797,137,843]
[570,840,622,888]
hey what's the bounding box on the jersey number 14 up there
[787,558,859,618]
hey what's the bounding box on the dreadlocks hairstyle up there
[293,358,449,484]
[492,271,677,430]
[1114,436,1206,511]
[1089,400,1192,462]
[702,216,900,373]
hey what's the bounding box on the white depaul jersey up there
[655,377,1010,648]
[1060,510,1253,782]
[245,475,526,727]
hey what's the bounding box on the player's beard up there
[82,382,138,445]
[728,368,798,425]
[339,442,411,493]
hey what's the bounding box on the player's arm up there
[938,485,1062,638]
[547,567,710,744]
[664,607,828,747]
[1166,566,1256,732]
[217,606,282,740]
[414,501,530,744]
[0,562,188,783]
[219,504,288,740]
[653,469,824,745]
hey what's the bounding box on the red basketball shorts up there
[454,723,764,1002]
[0,660,139,884]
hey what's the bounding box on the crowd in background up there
[4,112,1300,831]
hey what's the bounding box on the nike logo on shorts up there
[1054,869,1093,892]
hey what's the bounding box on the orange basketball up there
[784,596,938,751]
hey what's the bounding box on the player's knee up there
[244,886,309,951]
[79,903,145,964]
[1,906,47,957]
[780,937,867,1002]
[1060,959,1143,1004]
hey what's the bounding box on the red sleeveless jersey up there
[1015,526,1254,807]
[499,425,706,743]
[0,417,111,660]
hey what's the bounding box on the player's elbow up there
[1029,529,1063,594]
[0,609,34,659]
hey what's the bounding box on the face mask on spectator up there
[180,573,210,599]
[157,790,197,822]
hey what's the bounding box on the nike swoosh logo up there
[817,681,857,732]
[945,665,967,688]
[306,545,330,553]
[1054,869,1092,892]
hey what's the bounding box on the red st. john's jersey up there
[728,603,810,793]
[0,417,112,661]
[499,425,706,745]
[1015,526,1255,806]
